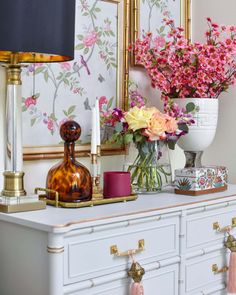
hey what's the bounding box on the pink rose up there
[61,62,71,71]
[164,115,178,133]
[99,96,108,109]
[25,96,37,108]
[83,31,98,47]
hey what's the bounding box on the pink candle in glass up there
[103,171,131,198]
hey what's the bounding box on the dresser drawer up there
[185,250,228,294]
[63,215,179,285]
[186,207,236,250]
[64,263,179,295]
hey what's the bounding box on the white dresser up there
[1,186,236,295]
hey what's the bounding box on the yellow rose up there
[144,112,167,141]
[125,107,156,131]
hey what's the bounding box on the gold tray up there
[35,188,137,208]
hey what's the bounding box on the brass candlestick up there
[91,153,103,200]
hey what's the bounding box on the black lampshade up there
[0,0,75,63]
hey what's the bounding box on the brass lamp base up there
[0,196,46,213]
[0,171,46,213]
[2,171,26,197]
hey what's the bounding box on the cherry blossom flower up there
[83,31,98,47]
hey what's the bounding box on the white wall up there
[0,0,236,194]
[192,0,236,183]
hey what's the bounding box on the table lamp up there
[0,0,76,213]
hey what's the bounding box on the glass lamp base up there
[0,195,46,213]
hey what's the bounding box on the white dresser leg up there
[47,233,64,295]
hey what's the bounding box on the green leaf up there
[95,7,101,12]
[22,106,27,112]
[67,105,76,115]
[107,97,114,109]
[65,72,72,78]
[44,70,49,82]
[34,93,40,99]
[178,123,189,133]
[31,118,37,127]
[49,113,57,122]
[63,110,68,116]
[75,44,85,50]
[34,67,45,75]
[186,102,196,113]
[114,122,123,132]
[77,34,84,41]
[134,133,143,143]
[167,140,176,150]
[83,47,89,55]
[159,26,165,33]
[124,133,133,144]
[63,78,69,86]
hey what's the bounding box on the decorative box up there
[174,166,228,196]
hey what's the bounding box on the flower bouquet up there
[101,91,194,193]
[133,17,236,100]
[133,18,236,168]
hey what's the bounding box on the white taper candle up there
[95,97,101,147]
[91,106,97,154]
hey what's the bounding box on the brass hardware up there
[110,239,145,257]
[225,234,236,252]
[212,264,228,274]
[35,188,59,207]
[2,171,26,197]
[232,218,236,228]
[213,218,236,232]
[47,246,64,254]
[128,261,145,283]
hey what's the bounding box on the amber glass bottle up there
[46,121,92,202]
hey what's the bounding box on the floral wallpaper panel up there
[21,0,120,148]
[140,0,182,37]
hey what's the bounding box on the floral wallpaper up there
[140,0,182,37]
[21,0,119,147]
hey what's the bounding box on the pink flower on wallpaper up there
[99,96,108,109]
[60,62,71,71]
[47,119,54,132]
[73,87,81,94]
[83,31,98,47]
[25,96,37,108]
[153,36,166,48]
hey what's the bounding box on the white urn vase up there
[175,98,218,168]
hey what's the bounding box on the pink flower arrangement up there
[102,93,194,149]
[133,18,236,100]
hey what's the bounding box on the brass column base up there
[0,171,46,213]
[2,171,26,197]
[0,197,46,213]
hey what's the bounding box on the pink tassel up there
[228,252,236,293]
[130,282,144,295]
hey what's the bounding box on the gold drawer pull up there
[110,239,145,257]
[212,264,228,274]
[213,218,236,232]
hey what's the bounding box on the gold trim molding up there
[47,246,64,254]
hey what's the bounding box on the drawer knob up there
[212,264,228,274]
[213,218,236,233]
[110,239,145,257]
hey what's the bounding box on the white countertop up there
[0,185,236,233]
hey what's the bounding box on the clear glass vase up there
[128,140,172,194]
